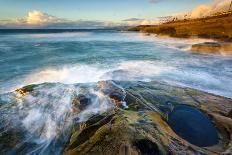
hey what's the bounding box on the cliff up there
[130,11,232,41]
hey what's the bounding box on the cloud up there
[123,18,144,22]
[122,18,159,26]
[125,0,232,25]
[175,0,231,19]
[0,10,111,28]
[0,10,160,28]
[190,0,231,18]
[26,10,62,25]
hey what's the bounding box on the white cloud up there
[190,0,231,18]
[122,18,159,26]
[175,0,231,19]
[26,10,62,25]
[0,10,110,28]
[0,10,160,28]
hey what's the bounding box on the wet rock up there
[98,81,126,108]
[191,42,232,54]
[109,92,125,108]
[72,94,93,113]
[19,84,37,93]
[1,81,232,155]
[119,144,131,155]
[134,139,160,155]
[78,95,91,109]
[109,92,124,102]
[0,127,24,154]
[167,105,219,147]
[66,114,114,151]
[64,81,232,155]
[228,110,232,119]
[15,84,38,97]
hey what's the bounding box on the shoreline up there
[129,12,232,41]
[129,12,232,54]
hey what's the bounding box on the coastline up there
[129,12,232,54]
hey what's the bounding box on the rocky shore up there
[191,42,232,54]
[65,81,232,155]
[129,12,232,54]
[0,81,232,154]
[129,12,232,41]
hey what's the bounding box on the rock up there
[129,14,232,41]
[119,144,136,155]
[15,84,37,96]
[65,81,232,155]
[134,139,160,155]
[1,81,232,155]
[191,42,232,54]
[72,94,93,113]
[98,81,126,108]
[228,110,232,119]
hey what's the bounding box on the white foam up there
[18,60,174,86]
[76,90,114,122]
[24,65,109,85]
[10,84,74,142]
[152,36,215,51]
[0,82,117,154]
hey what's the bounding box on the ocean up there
[0,29,231,98]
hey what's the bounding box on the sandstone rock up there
[191,42,232,54]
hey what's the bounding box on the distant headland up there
[129,11,232,41]
[129,11,232,54]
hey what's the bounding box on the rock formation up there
[0,81,232,154]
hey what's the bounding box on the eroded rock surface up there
[0,81,232,155]
[64,81,232,155]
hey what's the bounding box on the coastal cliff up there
[129,12,232,41]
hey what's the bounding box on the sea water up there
[0,29,231,98]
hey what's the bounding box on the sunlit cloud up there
[26,11,63,25]
[0,10,111,28]
[175,0,231,19]
[0,10,160,28]
[122,18,159,26]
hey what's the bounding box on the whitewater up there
[0,30,231,98]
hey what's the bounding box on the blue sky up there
[3,0,230,28]
[0,0,211,21]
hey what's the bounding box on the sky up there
[0,0,230,28]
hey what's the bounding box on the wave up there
[152,36,215,51]
[17,60,174,87]
[0,82,116,154]
[2,58,231,99]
